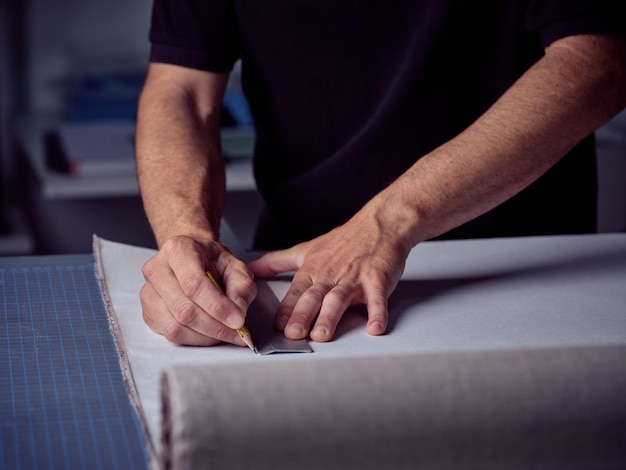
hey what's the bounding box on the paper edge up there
[92,234,162,470]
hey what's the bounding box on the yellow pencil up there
[206,271,255,351]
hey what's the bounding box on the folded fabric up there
[161,344,626,470]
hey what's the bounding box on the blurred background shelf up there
[15,114,256,200]
[12,112,259,254]
[0,0,261,255]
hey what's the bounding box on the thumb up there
[247,248,301,278]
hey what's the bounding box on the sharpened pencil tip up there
[237,326,255,351]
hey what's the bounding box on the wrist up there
[358,188,423,254]
[152,212,220,249]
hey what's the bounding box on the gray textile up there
[161,344,626,470]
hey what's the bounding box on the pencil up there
[206,271,255,351]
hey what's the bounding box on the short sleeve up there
[148,0,241,73]
[526,0,626,47]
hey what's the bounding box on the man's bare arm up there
[136,63,228,246]
[371,33,626,248]
[135,63,256,346]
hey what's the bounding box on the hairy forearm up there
[135,65,229,247]
[367,34,626,247]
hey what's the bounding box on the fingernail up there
[312,325,329,340]
[226,312,244,329]
[285,323,306,338]
[368,321,385,334]
[233,296,248,313]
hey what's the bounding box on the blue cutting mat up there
[0,254,147,470]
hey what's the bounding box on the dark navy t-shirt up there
[148,0,625,247]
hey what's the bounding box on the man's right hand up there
[139,235,257,346]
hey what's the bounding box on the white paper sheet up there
[93,232,626,467]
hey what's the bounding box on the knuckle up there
[234,276,257,301]
[203,301,224,322]
[160,236,183,255]
[245,281,258,300]
[289,309,315,324]
[244,275,258,293]
[244,266,255,279]
[368,268,392,288]
[303,287,326,303]
[211,323,233,342]
[162,322,187,344]
[180,274,204,298]
[286,285,308,299]
[327,284,351,301]
[141,259,157,281]
[275,305,293,321]
[172,301,196,325]
[369,296,387,309]
[320,292,343,313]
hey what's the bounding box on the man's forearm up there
[135,64,230,247]
[365,33,626,247]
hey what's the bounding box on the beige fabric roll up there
[161,344,626,470]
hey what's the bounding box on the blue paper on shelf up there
[0,254,147,470]
[63,73,144,122]
[223,89,253,126]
